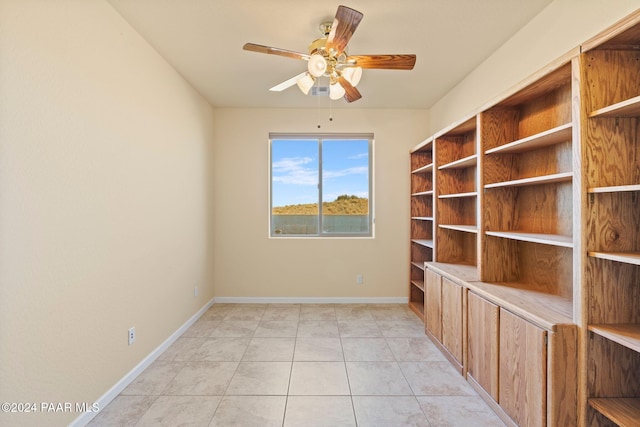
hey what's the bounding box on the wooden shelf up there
[438,154,477,170]
[411,216,434,221]
[469,281,574,331]
[438,191,478,199]
[408,300,424,321]
[589,95,640,118]
[589,324,640,353]
[412,163,434,174]
[485,123,573,155]
[439,224,478,234]
[412,239,434,248]
[588,251,640,266]
[411,190,434,197]
[589,398,640,427]
[411,261,425,271]
[588,184,640,193]
[485,231,573,248]
[485,172,572,189]
[411,279,425,292]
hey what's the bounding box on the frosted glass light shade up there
[329,82,345,100]
[343,66,362,86]
[296,73,315,95]
[307,54,327,78]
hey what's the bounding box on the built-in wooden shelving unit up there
[409,10,640,426]
[581,14,640,426]
[434,116,480,271]
[409,137,435,320]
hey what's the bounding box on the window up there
[270,133,373,237]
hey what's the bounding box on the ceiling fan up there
[243,5,416,103]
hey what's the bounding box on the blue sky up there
[271,138,369,208]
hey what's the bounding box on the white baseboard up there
[71,298,215,427]
[214,296,408,304]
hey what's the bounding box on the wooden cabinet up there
[424,267,469,374]
[467,291,499,401]
[499,309,547,427]
[441,277,464,371]
[424,264,478,375]
[424,268,441,341]
[466,290,578,427]
[581,17,640,427]
[409,137,434,320]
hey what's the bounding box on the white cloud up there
[323,166,368,180]
[272,157,317,185]
[348,152,368,160]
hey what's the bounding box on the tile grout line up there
[131,395,161,427]
[281,310,301,427]
[338,327,360,427]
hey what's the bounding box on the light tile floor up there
[88,304,506,427]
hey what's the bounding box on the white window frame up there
[269,133,374,238]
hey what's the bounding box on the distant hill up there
[273,195,368,215]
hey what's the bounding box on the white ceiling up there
[107,0,553,109]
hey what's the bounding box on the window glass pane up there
[321,139,370,234]
[271,139,318,235]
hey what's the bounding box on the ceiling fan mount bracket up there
[319,21,333,37]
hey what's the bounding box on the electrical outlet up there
[128,327,136,345]
[194,286,199,297]
[356,274,363,284]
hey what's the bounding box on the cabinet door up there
[425,269,441,341]
[499,309,547,427]
[467,292,499,401]
[441,277,464,366]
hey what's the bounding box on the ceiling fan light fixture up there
[307,54,328,78]
[329,81,346,100]
[296,72,315,95]
[343,66,362,86]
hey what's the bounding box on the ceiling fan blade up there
[326,5,363,55]
[269,72,308,92]
[338,76,362,103]
[347,55,417,70]
[243,43,310,61]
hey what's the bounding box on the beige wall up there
[0,1,215,426]
[2,0,639,425]
[429,0,640,132]
[211,108,429,299]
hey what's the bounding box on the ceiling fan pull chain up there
[317,79,321,128]
[329,97,333,123]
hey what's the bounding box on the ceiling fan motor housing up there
[308,24,347,82]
